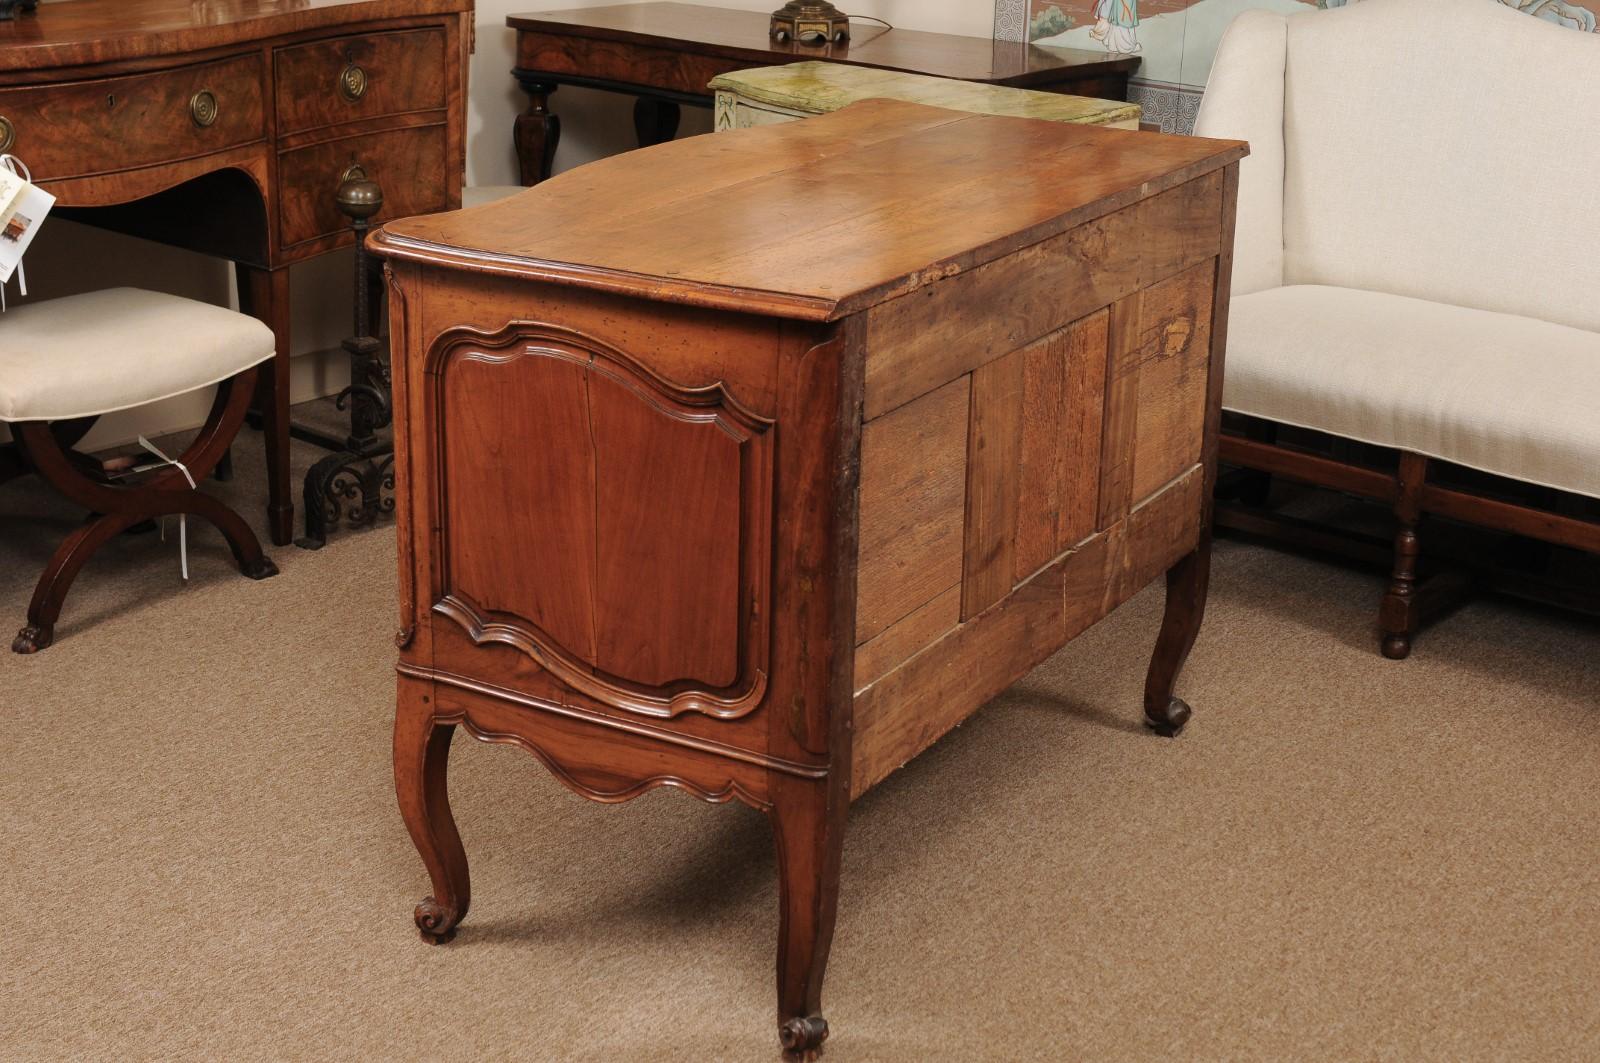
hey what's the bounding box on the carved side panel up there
[427,323,774,720]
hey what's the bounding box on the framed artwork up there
[996,0,1599,132]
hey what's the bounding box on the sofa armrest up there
[1195,9,1288,296]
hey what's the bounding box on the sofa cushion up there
[0,287,275,423]
[1223,285,1600,500]
[1281,0,1600,335]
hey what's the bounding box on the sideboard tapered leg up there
[395,680,471,943]
[769,778,844,1059]
[1143,542,1211,737]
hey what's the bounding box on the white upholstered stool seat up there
[0,287,275,423]
[1224,285,1600,501]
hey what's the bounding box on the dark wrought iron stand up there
[295,170,395,549]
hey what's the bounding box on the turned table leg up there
[395,678,471,943]
[1143,541,1212,737]
[513,79,561,186]
[236,264,295,547]
[768,776,844,1059]
[632,96,681,148]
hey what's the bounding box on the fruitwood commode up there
[374,100,1244,1057]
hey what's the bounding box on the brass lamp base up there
[770,2,850,44]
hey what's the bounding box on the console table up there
[375,100,1243,1054]
[508,2,1140,184]
[0,0,471,545]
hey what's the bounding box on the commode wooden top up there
[373,98,1246,322]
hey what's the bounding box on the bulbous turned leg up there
[513,81,561,186]
[1379,453,1428,661]
[632,96,681,148]
[769,777,844,1060]
[1143,543,1212,737]
[395,678,470,945]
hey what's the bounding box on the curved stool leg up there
[168,491,279,581]
[10,368,274,652]
[14,511,141,653]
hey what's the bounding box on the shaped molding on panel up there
[425,322,775,720]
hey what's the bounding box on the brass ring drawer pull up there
[0,115,13,153]
[340,162,368,184]
[190,89,219,128]
[339,63,368,102]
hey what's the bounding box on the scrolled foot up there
[1144,696,1192,738]
[241,556,280,581]
[1381,634,1411,660]
[12,624,51,654]
[779,1015,829,1059]
[414,896,462,945]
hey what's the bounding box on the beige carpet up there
[3,415,1598,1062]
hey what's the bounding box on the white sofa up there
[1195,0,1600,656]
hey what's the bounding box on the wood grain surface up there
[374,100,1246,322]
[379,107,1242,1050]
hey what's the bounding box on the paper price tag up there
[0,166,25,228]
[0,163,52,287]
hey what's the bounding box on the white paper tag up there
[0,175,52,285]
[0,167,26,228]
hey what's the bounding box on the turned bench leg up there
[1144,542,1211,737]
[1379,452,1428,660]
[395,677,471,944]
[769,776,844,1060]
[1236,419,1277,506]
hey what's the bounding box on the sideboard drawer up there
[0,55,265,180]
[278,124,449,249]
[274,29,448,135]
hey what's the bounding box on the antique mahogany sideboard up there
[508,1,1140,184]
[375,100,1245,1055]
[0,0,470,544]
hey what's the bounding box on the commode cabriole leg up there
[394,676,470,944]
[768,775,846,1059]
[1143,541,1212,737]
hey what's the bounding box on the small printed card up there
[0,169,52,285]
[0,165,26,227]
